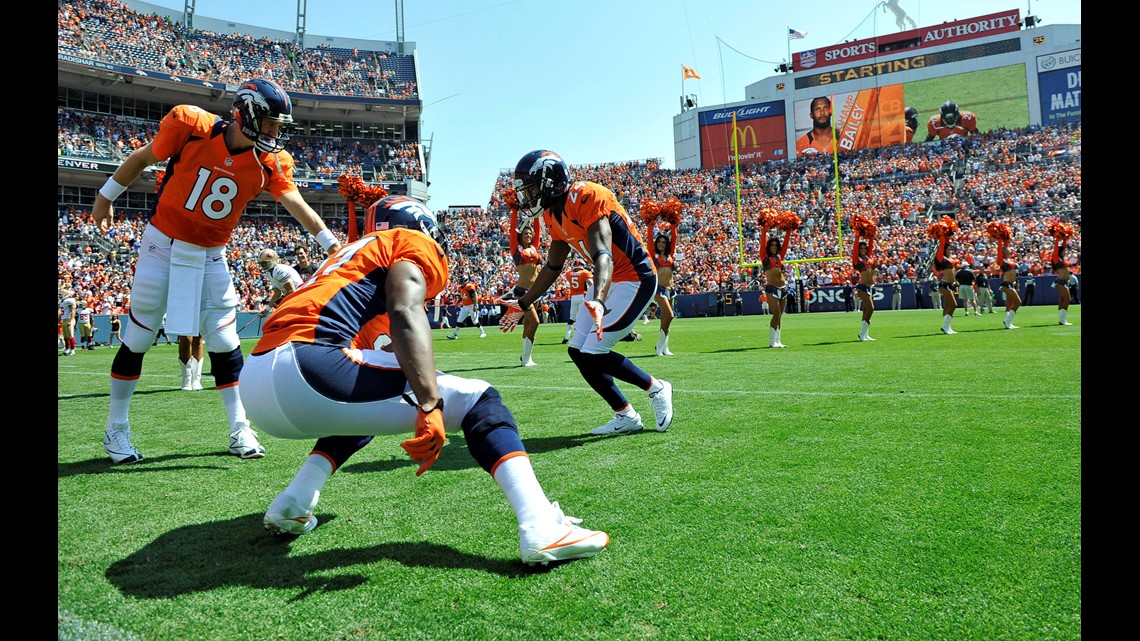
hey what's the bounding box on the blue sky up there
[136,0,1080,209]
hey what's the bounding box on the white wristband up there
[99,177,128,201]
[314,229,337,252]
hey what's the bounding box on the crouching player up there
[239,196,608,565]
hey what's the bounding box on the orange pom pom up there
[775,210,801,232]
[502,188,520,213]
[337,174,387,204]
[1046,220,1075,241]
[985,221,1012,242]
[926,215,959,240]
[850,214,876,238]
[659,197,684,226]
[153,170,165,193]
[757,207,778,229]
[640,199,661,224]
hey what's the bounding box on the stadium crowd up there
[58,0,417,99]
[59,120,1081,316]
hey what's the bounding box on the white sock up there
[861,320,870,337]
[1059,309,1067,323]
[942,315,952,331]
[494,454,553,527]
[1008,310,1017,325]
[220,386,249,431]
[108,377,139,424]
[648,377,663,394]
[564,325,573,340]
[282,454,333,506]
[521,337,534,362]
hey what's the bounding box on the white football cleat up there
[103,421,143,464]
[648,380,674,432]
[590,410,643,435]
[229,423,266,459]
[519,502,609,565]
[264,491,319,535]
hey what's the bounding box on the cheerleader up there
[927,216,959,334]
[642,198,684,356]
[1047,220,1076,326]
[986,221,1021,329]
[850,214,878,341]
[505,189,544,365]
[760,209,799,348]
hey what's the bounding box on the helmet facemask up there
[233,80,294,153]
[512,176,547,219]
[940,102,960,128]
[512,151,570,219]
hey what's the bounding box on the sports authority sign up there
[793,9,1021,72]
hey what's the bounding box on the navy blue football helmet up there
[512,150,571,218]
[366,196,445,248]
[939,101,960,128]
[233,78,294,153]
[904,106,919,131]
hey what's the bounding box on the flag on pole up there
[788,28,807,40]
[682,65,701,80]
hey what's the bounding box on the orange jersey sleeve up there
[255,229,448,353]
[149,105,298,248]
[541,182,655,283]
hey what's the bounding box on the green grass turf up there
[58,305,1081,641]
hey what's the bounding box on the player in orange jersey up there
[500,150,673,435]
[925,101,978,141]
[447,278,487,339]
[562,257,593,345]
[904,107,919,143]
[91,78,342,464]
[243,196,609,566]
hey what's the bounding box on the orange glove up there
[400,403,446,476]
[583,300,606,340]
[499,301,525,333]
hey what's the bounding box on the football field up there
[58,306,1081,641]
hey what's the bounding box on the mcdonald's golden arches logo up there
[733,124,759,148]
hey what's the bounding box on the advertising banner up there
[1036,49,1081,124]
[697,101,786,168]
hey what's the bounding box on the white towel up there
[167,240,206,336]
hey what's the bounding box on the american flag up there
[788,28,807,40]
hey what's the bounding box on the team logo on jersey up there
[225,158,233,166]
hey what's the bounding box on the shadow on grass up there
[57,388,188,401]
[105,514,554,599]
[58,452,250,478]
[341,432,619,475]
